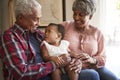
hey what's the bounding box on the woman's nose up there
[74,15,80,21]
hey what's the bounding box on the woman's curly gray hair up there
[72,0,96,16]
[15,0,42,18]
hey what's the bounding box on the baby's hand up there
[59,54,71,67]
[51,56,64,68]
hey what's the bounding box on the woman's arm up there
[78,30,106,69]
[94,30,106,68]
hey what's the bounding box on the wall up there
[0,60,4,80]
[0,0,9,79]
[0,0,9,33]
[0,1,2,34]
[0,0,3,80]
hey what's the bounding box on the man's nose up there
[36,21,40,27]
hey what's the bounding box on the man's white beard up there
[30,27,37,33]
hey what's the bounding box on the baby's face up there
[45,26,60,45]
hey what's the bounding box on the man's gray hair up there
[72,0,96,16]
[15,0,42,18]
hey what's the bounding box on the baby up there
[40,23,81,80]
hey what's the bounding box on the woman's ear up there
[89,15,93,20]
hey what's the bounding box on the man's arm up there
[0,33,56,79]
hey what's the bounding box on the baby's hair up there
[48,23,65,39]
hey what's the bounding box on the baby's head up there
[45,23,65,44]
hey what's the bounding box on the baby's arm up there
[40,43,51,61]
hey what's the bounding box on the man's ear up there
[89,15,93,20]
[16,14,24,20]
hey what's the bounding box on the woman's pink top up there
[62,21,106,69]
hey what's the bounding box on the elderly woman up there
[62,0,119,80]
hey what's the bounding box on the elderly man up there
[0,0,81,80]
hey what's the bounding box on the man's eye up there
[48,30,51,33]
[33,18,37,21]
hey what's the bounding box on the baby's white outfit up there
[42,40,70,73]
[42,40,69,56]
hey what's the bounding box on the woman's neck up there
[75,25,89,33]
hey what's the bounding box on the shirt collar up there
[13,23,29,36]
[13,24,44,40]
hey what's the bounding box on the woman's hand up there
[69,58,82,73]
[78,53,97,65]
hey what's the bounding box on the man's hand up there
[69,58,82,73]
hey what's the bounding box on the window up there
[101,0,120,78]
